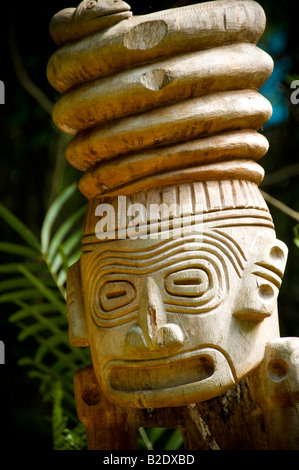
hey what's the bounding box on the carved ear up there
[66,259,89,347]
[233,238,288,322]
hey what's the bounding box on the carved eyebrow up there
[85,231,247,277]
[254,261,284,279]
[92,254,219,278]
[252,263,282,289]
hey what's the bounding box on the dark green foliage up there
[51,381,87,450]
[0,185,90,446]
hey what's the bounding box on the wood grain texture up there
[52,43,273,135]
[249,338,299,450]
[65,90,272,173]
[74,130,268,190]
[47,0,298,450]
[50,0,132,47]
[73,365,266,449]
[72,197,285,410]
[47,0,266,93]
[78,160,266,199]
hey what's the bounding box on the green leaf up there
[0,187,90,446]
[18,358,76,397]
[34,339,78,372]
[13,301,87,362]
[67,249,82,268]
[12,302,68,344]
[51,382,86,450]
[0,202,41,251]
[293,224,299,247]
[148,427,168,444]
[164,429,184,450]
[9,303,60,322]
[138,428,154,450]
[50,228,82,274]
[0,277,33,292]
[56,270,67,290]
[0,262,46,274]
[0,242,41,260]
[0,289,44,303]
[52,382,69,450]
[47,205,86,263]
[29,338,77,373]
[0,276,55,293]
[17,322,53,341]
[41,183,77,254]
[17,265,66,315]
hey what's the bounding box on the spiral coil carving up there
[47,0,273,200]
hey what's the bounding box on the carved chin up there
[101,348,235,408]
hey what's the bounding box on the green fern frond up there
[0,184,89,441]
[0,242,41,260]
[47,205,86,264]
[41,183,77,255]
[17,265,67,315]
[0,202,41,251]
[52,381,87,450]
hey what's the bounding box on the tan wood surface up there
[47,0,299,450]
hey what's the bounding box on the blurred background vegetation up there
[0,0,298,450]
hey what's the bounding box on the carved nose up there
[125,277,184,353]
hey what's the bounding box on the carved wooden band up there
[66,90,271,173]
[52,44,273,137]
[79,161,266,200]
[77,130,267,196]
[47,0,266,93]
[48,0,272,202]
[82,179,273,244]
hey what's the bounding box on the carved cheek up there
[233,272,279,321]
[233,239,288,322]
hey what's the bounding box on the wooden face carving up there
[68,221,287,409]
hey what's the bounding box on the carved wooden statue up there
[47,0,299,450]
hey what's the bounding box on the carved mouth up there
[102,348,235,408]
[91,11,132,20]
[109,354,214,390]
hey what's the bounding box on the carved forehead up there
[80,227,287,285]
[82,180,273,246]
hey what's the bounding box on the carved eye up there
[86,0,97,9]
[99,280,136,311]
[165,269,209,297]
